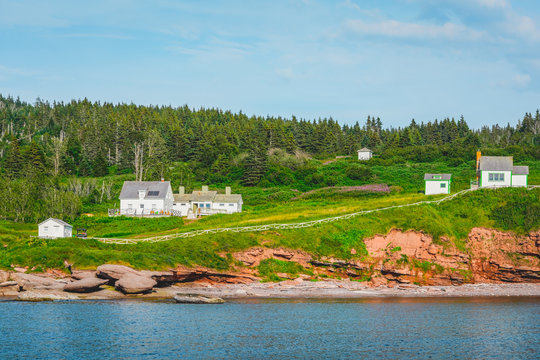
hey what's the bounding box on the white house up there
[119,181,174,215]
[173,186,243,218]
[38,218,73,239]
[424,174,451,195]
[477,156,529,188]
[357,148,372,161]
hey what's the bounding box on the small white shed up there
[424,174,451,195]
[38,218,73,239]
[357,148,372,161]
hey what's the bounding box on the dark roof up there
[424,174,452,180]
[119,181,171,200]
[357,148,372,152]
[38,218,72,227]
[512,166,529,175]
[479,156,513,171]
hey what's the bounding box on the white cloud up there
[511,73,531,87]
[345,19,485,41]
[477,0,507,8]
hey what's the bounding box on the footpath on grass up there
[91,186,539,245]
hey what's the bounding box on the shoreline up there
[3,281,540,301]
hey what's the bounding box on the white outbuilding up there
[424,174,451,195]
[357,148,373,161]
[38,218,73,239]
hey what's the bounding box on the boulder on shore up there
[96,264,139,283]
[64,277,109,293]
[71,270,97,280]
[115,274,157,294]
[11,273,67,291]
[174,294,225,304]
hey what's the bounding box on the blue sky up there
[0,0,539,128]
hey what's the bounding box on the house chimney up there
[179,186,185,195]
[225,186,231,195]
[202,185,209,192]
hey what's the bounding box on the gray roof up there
[214,194,243,204]
[424,174,452,180]
[512,166,529,175]
[479,156,513,171]
[357,148,372,152]
[173,194,192,202]
[38,218,72,227]
[119,181,171,200]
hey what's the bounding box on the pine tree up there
[4,138,23,179]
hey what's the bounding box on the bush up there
[345,165,373,180]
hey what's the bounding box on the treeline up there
[0,94,539,222]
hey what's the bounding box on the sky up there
[0,0,539,128]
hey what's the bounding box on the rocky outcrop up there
[96,264,139,284]
[172,266,257,284]
[468,227,540,283]
[140,270,177,287]
[231,247,312,267]
[114,274,157,294]
[64,277,109,293]
[11,273,69,291]
[71,270,97,280]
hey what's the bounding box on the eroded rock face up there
[114,274,157,294]
[64,277,109,293]
[172,266,257,284]
[11,273,68,291]
[468,228,540,283]
[231,247,312,267]
[0,270,10,283]
[71,270,97,280]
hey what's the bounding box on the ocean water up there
[0,297,538,359]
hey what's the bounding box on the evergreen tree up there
[4,138,23,179]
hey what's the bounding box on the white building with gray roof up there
[424,174,452,195]
[38,218,73,239]
[119,181,174,215]
[173,186,243,217]
[478,156,529,188]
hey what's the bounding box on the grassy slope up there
[1,187,538,272]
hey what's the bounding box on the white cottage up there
[357,148,373,161]
[172,186,243,217]
[119,181,174,215]
[477,156,529,188]
[38,218,73,239]
[424,174,451,195]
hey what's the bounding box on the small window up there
[148,191,160,196]
[489,173,493,181]
[140,204,144,209]
[128,203,133,209]
[44,226,48,232]
[54,225,59,228]
[206,203,210,208]
[440,183,446,188]
[229,204,234,207]
[181,203,186,206]
[220,203,225,206]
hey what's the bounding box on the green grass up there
[257,259,313,282]
[1,160,538,273]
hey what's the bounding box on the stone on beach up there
[17,290,80,301]
[174,294,225,304]
[71,270,98,280]
[11,273,67,291]
[96,264,140,283]
[64,277,109,293]
[115,274,157,294]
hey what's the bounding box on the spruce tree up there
[4,139,23,179]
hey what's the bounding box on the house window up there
[220,203,225,206]
[229,204,234,207]
[440,183,446,188]
[489,173,505,181]
[181,203,186,206]
[128,203,133,209]
[206,203,210,208]
[140,204,144,208]
[151,204,157,210]
[44,226,48,232]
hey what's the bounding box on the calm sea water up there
[0,297,539,359]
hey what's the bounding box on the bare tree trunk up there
[134,143,144,181]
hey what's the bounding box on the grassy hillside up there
[1,187,538,272]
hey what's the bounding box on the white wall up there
[481,171,511,188]
[39,219,72,239]
[120,198,166,214]
[425,180,450,195]
[212,202,241,214]
[511,175,527,187]
[172,202,190,216]
[357,151,372,160]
